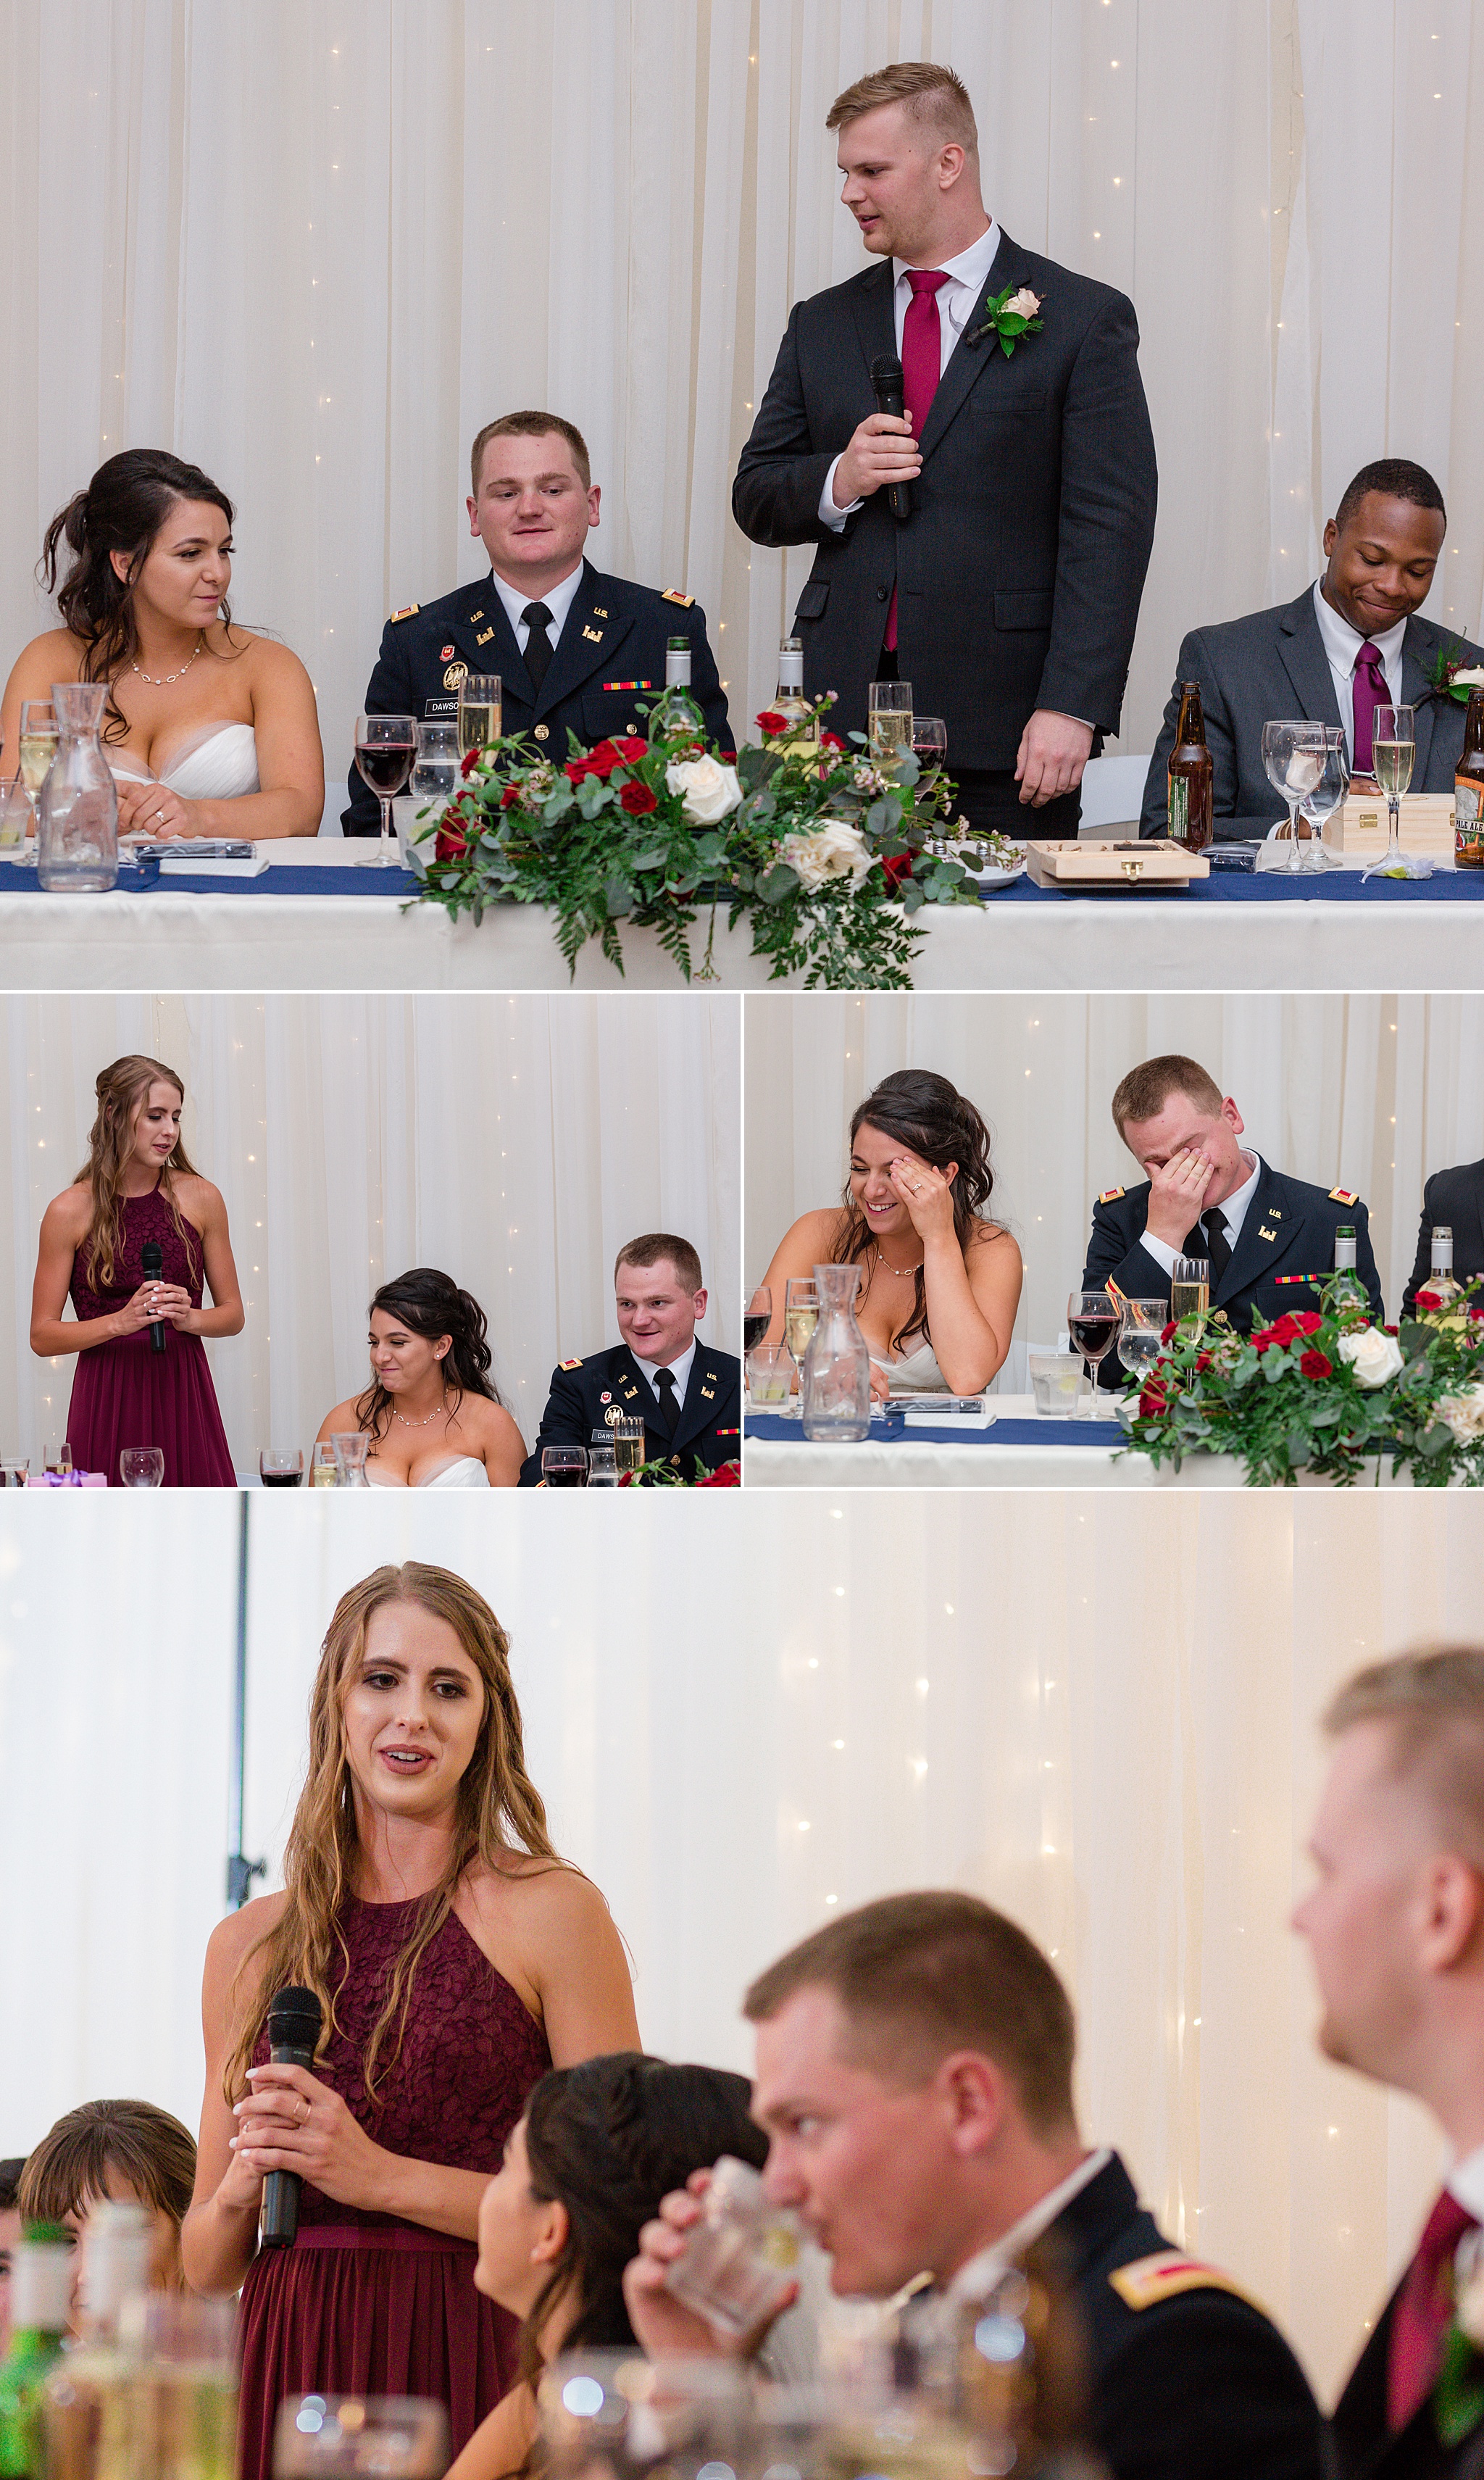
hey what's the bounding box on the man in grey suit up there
[1141,459,1483,839]
[735,59,1158,839]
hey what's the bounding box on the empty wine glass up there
[120,1448,165,1487]
[353,714,417,870]
[1261,720,1326,875]
[1296,725,1346,873]
[1361,704,1421,880]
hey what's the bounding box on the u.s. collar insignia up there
[443,659,468,692]
[441,643,456,660]
[593,605,609,618]
[582,623,603,642]
[469,608,485,622]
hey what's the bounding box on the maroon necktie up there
[1386,2188,1477,2432]
[1351,641,1390,774]
[883,269,950,654]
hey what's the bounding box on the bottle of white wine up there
[1423,1224,1462,1310]
[771,638,817,746]
[0,2226,73,2480]
[646,638,706,746]
[1330,1226,1370,1319]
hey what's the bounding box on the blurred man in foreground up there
[625,1892,1324,2480]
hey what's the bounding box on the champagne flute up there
[1296,725,1346,874]
[354,714,417,869]
[1170,1255,1211,1323]
[612,1417,646,1476]
[783,1276,820,1419]
[1261,720,1326,875]
[458,675,502,758]
[18,698,59,796]
[1067,1290,1119,1418]
[310,1441,338,1487]
[743,1286,772,1356]
[1361,704,1420,880]
[867,680,913,775]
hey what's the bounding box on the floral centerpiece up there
[618,1455,741,1488]
[409,694,985,987]
[1117,1274,1484,1486]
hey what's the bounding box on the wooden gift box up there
[1322,793,1456,856]
[1025,840,1210,890]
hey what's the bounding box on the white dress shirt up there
[630,1336,697,1410]
[489,560,585,656]
[1140,1151,1263,1283]
[819,222,1003,530]
[947,2149,1114,2302]
[1311,578,1407,764]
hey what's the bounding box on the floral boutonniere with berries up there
[968,282,1045,357]
[1433,2232,1484,2447]
[1424,636,1484,709]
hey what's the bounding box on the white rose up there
[1004,288,1042,319]
[664,754,742,826]
[1336,1327,1404,1389]
[1451,667,1484,690]
[1438,1383,1484,1444]
[779,822,874,891]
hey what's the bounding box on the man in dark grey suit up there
[1141,459,1483,839]
[733,60,1157,838]
[1401,1159,1484,1316]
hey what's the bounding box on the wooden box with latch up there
[1024,840,1211,890]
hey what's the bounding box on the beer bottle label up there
[1169,776,1189,838]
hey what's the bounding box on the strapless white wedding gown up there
[871,1340,951,1392]
[111,723,260,800]
[364,1456,491,1490]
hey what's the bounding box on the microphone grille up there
[267,1984,322,2043]
[870,353,904,388]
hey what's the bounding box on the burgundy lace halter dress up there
[64,1185,235,1485]
[235,1897,553,2480]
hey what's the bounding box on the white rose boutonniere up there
[1336,1327,1405,1390]
[664,754,743,826]
[969,280,1046,358]
[779,822,875,891]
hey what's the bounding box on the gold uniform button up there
[533,723,549,741]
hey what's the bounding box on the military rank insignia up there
[1097,1186,1126,1204]
[443,661,468,692]
[661,587,695,606]
[1110,2251,1262,2314]
[559,1357,583,1370]
[390,604,420,622]
[1330,1186,1359,1205]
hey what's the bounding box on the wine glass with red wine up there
[743,1286,772,1355]
[1067,1289,1120,1420]
[354,714,417,868]
[541,1445,588,1488]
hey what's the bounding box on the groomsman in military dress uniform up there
[1082,1053,1383,1384]
[344,410,730,833]
[520,1232,741,1486]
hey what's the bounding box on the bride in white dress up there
[316,1269,526,1489]
[759,1069,1023,1399]
[1,448,323,839]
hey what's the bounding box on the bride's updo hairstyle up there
[834,1068,997,1354]
[41,449,236,736]
[354,1266,503,1444]
[75,1054,202,1294]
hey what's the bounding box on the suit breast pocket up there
[970,389,1048,423]
[993,591,1054,632]
[794,577,830,621]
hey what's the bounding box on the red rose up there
[821,731,846,752]
[1417,1288,1442,1312]
[696,1460,742,1488]
[1267,1314,1300,1346]
[1251,1328,1276,1354]
[756,710,787,737]
[435,818,469,861]
[1291,1310,1323,1336]
[1194,1352,1212,1373]
[882,852,914,891]
[459,748,482,778]
[1160,1321,1177,1345]
[620,781,659,815]
[1300,1349,1333,1379]
[499,782,522,809]
[1139,1383,1170,1418]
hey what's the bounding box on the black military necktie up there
[522,602,554,697]
[1201,1207,1233,1284]
[652,1366,680,1439]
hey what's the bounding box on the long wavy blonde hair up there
[75,1054,203,1291]
[224,1562,562,2106]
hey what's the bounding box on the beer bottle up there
[1167,681,1214,851]
[1454,686,1484,869]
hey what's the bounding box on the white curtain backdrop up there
[3,1491,1483,2404]
[1,1,1480,820]
[2,992,740,1470]
[744,992,1484,1344]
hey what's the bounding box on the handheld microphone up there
[870,354,912,522]
[259,1984,322,2250]
[141,1240,167,1356]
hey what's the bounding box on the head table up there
[0,838,1477,991]
[742,1398,1422,1489]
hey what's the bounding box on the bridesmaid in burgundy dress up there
[181,1563,639,2480]
[29,1054,242,1485]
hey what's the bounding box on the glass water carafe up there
[37,681,119,891]
[801,1262,872,1442]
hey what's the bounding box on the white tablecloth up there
[742,1394,1417,1488]
[1,841,1479,991]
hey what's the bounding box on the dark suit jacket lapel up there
[472,592,533,707]
[671,1349,726,1453]
[848,259,899,392]
[533,562,635,724]
[1209,1161,1307,1308]
[1276,589,1344,728]
[1402,618,1440,787]
[916,230,1037,465]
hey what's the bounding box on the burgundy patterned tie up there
[1352,641,1390,774]
[1386,2189,1477,2432]
[883,269,950,653]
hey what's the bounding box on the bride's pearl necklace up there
[393,1389,448,1429]
[872,1241,923,1276]
[132,636,204,688]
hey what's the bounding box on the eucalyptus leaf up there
[760,862,801,904]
